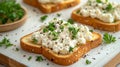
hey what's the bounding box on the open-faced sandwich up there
[23,0,80,13]
[0,0,27,32]
[72,0,120,32]
[20,18,102,65]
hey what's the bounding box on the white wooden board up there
[0,0,120,67]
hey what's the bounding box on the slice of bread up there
[71,9,120,32]
[20,32,102,66]
[23,0,80,13]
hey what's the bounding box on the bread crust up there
[20,32,102,66]
[23,0,80,13]
[71,9,120,32]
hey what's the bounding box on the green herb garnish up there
[32,38,38,44]
[36,56,43,62]
[69,27,79,39]
[105,3,114,11]
[86,59,91,64]
[59,25,64,31]
[89,30,93,32]
[56,13,61,17]
[0,0,24,24]
[69,47,74,52]
[28,56,32,61]
[43,28,48,33]
[40,15,48,22]
[51,31,59,40]
[67,18,74,24]
[47,22,55,31]
[15,48,19,51]
[0,37,13,48]
[76,10,80,14]
[96,0,102,3]
[103,33,116,44]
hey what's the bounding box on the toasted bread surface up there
[71,10,120,32]
[23,0,80,13]
[20,32,102,65]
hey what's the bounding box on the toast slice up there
[71,9,120,32]
[20,32,102,66]
[23,0,80,13]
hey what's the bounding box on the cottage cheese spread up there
[78,0,120,23]
[31,18,93,55]
[38,0,67,4]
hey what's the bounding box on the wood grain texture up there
[104,53,120,67]
[0,53,26,67]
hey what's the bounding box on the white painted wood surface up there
[0,0,120,67]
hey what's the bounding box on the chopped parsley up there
[89,30,93,32]
[69,27,79,39]
[36,56,43,62]
[86,59,91,64]
[105,3,114,11]
[15,48,19,51]
[76,10,80,14]
[59,25,64,31]
[67,18,74,24]
[47,22,55,31]
[56,13,61,17]
[0,0,24,24]
[96,0,102,3]
[32,38,38,44]
[28,56,32,61]
[69,47,74,52]
[40,15,48,22]
[43,28,48,33]
[103,33,116,44]
[51,31,59,40]
[0,37,13,48]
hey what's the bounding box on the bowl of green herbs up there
[0,0,27,32]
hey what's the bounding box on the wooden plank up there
[104,53,120,67]
[0,53,26,67]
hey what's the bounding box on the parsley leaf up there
[67,18,74,24]
[105,3,114,11]
[51,31,59,40]
[103,33,116,44]
[89,30,93,32]
[32,38,38,44]
[96,0,102,3]
[36,56,43,62]
[40,15,48,22]
[28,56,32,61]
[69,27,79,39]
[15,48,19,51]
[59,25,64,31]
[56,13,61,17]
[69,47,74,52]
[86,59,91,64]
[0,37,13,48]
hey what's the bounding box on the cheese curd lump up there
[31,18,93,55]
[77,0,120,23]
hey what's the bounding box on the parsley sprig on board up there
[0,37,13,48]
[0,0,24,24]
[103,33,116,44]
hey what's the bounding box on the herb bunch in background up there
[0,0,24,24]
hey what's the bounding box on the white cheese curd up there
[38,0,67,4]
[78,0,120,23]
[31,18,93,55]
